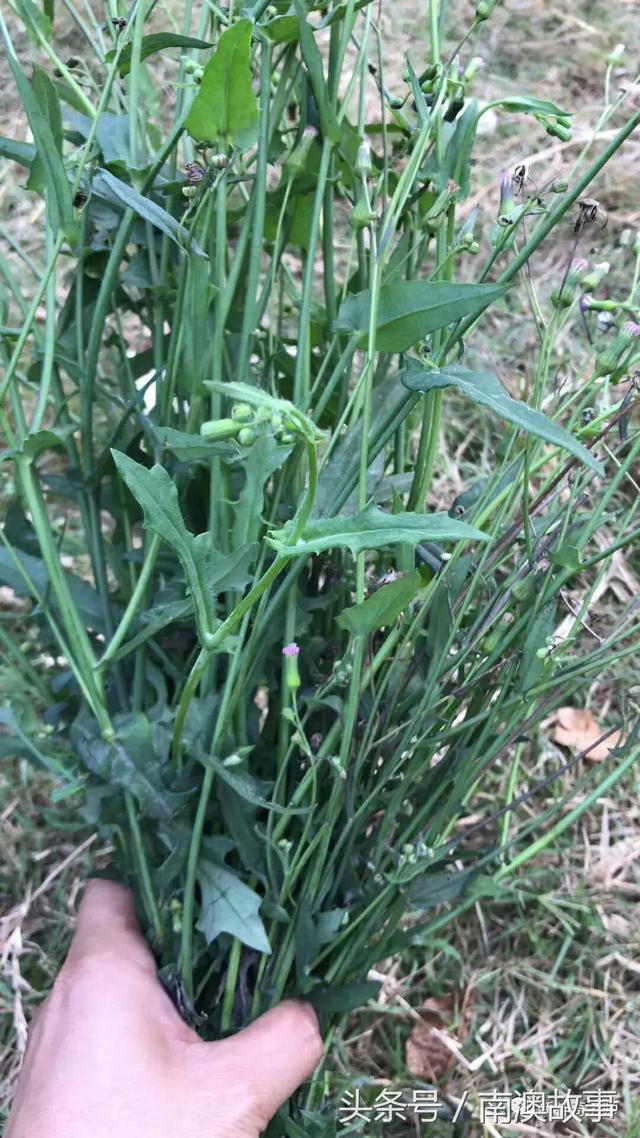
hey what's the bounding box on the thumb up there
[213,1000,323,1124]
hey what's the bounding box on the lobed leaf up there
[267,504,488,558]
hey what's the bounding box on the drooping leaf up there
[0,135,36,167]
[91,170,206,257]
[112,452,251,643]
[0,545,112,633]
[71,710,186,820]
[291,0,340,143]
[336,281,506,352]
[197,859,271,953]
[6,52,73,235]
[186,19,259,150]
[487,95,570,119]
[267,505,488,558]
[402,363,605,475]
[151,426,235,464]
[105,33,213,76]
[337,570,424,635]
[26,65,63,195]
[196,753,309,815]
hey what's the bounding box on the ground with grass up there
[1,0,640,1134]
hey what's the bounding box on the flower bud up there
[356,139,372,176]
[540,116,572,141]
[606,43,625,65]
[350,197,375,231]
[282,642,301,690]
[182,185,198,199]
[238,427,256,447]
[581,260,610,291]
[200,417,240,440]
[463,56,484,81]
[551,259,588,308]
[285,126,317,178]
[497,171,515,226]
[476,0,499,20]
[550,180,568,193]
[231,402,254,423]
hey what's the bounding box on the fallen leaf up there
[552,706,621,762]
[405,990,474,1081]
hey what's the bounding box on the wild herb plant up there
[1,0,640,1128]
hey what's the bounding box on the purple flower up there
[579,294,593,313]
[282,642,300,657]
[623,320,640,338]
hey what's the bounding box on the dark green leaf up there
[306,980,381,1013]
[6,52,73,235]
[112,452,251,643]
[186,19,259,151]
[197,859,271,952]
[402,363,604,475]
[91,170,206,257]
[267,504,488,557]
[407,866,479,909]
[197,754,309,815]
[336,281,506,352]
[521,602,556,693]
[337,570,423,635]
[292,0,340,143]
[0,135,36,168]
[26,66,63,195]
[0,545,112,633]
[105,33,213,76]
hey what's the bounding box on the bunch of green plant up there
[1,0,640,1130]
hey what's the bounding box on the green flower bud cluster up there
[535,112,572,141]
[551,258,588,309]
[594,320,640,380]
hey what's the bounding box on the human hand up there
[6,879,323,1138]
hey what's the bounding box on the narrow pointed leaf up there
[402,363,604,475]
[91,170,206,257]
[105,33,213,76]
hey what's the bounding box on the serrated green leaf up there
[105,33,213,76]
[197,859,271,953]
[336,281,506,353]
[402,363,604,475]
[267,504,488,558]
[337,570,423,635]
[185,19,259,151]
[231,430,292,546]
[91,170,206,257]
